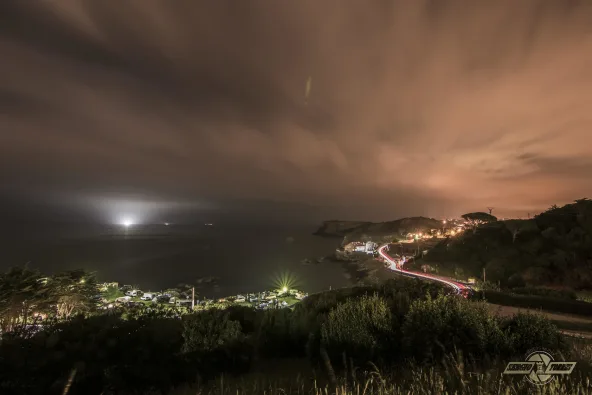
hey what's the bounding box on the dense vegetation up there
[0,271,586,394]
[415,199,592,290]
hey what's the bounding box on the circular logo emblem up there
[525,351,555,385]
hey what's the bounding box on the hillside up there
[312,220,371,237]
[314,217,442,245]
[413,198,592,289]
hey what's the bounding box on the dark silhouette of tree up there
[461,212,498,233]
[48,270,99,320]
[0,266,49,333]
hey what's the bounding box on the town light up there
[272,271,298,293]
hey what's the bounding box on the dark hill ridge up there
[413,198,592,290]
[313,220,371,238]
[314,217,443,245]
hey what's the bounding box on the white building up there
[365,241,377,253]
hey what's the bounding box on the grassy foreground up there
[2,277,592,394]
[169,340,592,395]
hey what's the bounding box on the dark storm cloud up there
[1,0,592,221]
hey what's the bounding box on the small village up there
[340,218,471,270]
[98,282,308,312]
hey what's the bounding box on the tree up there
[0,266,49,333]
[461,212,498,233]
[505,220,525,243]
[102,284,122,301]
[454,266,464,281]
[484,258,508,285]
[48,270,99,320]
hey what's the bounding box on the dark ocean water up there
[0,222,351,297]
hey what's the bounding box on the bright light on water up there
[120,217,134,227]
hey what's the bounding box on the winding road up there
[378,244,470,296]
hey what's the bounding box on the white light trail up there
[378,244,466,294]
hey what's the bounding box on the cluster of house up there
[339,219,475,269]
[404,219,469,241]
[343,241,378,254]
[99,283,307,311]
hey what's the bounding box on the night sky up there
[1,0,592,223]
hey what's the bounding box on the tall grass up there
[169,364,592,395]
[167,320,592,395]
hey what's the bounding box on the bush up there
[182,309,243,354]
[224,305,259,334]
[501,312,566,355]
[182,309,251,377]
[291,286,376,356]
[401,295,509,364]
[256,308,301,358]
[320,294,393,364]
[0,313,188,395]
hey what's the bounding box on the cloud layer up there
[1,0,592,220]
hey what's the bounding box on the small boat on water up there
[301,258,312,265]
[204,223,214,226]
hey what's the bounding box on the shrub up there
[256,308,301,358]
[501,312,566,355]
[224,305,259,334]
[182,309,243,354]
[0,313,188,394]
[401,295,508,364]
[291,287,375,352]
[320,294,393,364]
[182,309,251,377]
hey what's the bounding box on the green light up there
[271,271,300,293]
